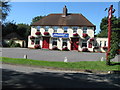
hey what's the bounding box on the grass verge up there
[1,57,119,71]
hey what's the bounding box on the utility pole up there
[105,5,115,65]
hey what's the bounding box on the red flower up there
[44,32,49,35]
[103,46,108,49]
[89,38,94,42]
[83,33,88,38]
[82,47,88,52]
[34,44,40,49]
[62,46,69,51]
[30,36,35,39]
[73,33,78,36]
[52,46,58,50]
[35,31,41,35]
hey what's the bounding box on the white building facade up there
[28,6,108,52]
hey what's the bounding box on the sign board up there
[52,33,69,38]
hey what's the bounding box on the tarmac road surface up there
[2,48,119,62]
[1,64,120,89]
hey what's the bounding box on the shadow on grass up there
[2,68,120,89]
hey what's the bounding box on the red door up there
[42,37,50,49]
[71,38,79,50]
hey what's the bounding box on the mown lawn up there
[1,57,119,71]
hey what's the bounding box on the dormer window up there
[63,26,68,33]
[44,26,49,32]
[72,26,78,33]
[53,26,58,32]
[83,27,87,33]
[37,26,40,31]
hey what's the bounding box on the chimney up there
[62,5,68,17]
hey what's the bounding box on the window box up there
[52,45,58,50]
[62,46,69,51]
[103,46,108,49]
[82,47,88,52]
[44,32,49,35]
[34,44,40,49]
[30,36,35,39]
[73,33,78,36]
[82,33,88,38]
[89,38,94,42]
[35,31,41,35]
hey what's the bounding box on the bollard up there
[24,55,27,59]
[64,57,68,62]
[101,57,104,61]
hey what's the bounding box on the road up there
[1,63,120,89]
[1,48,119,62]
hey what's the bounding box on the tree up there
[16,23,30,39]
[0,1,11,21]
[31,16,45,24]
[97,16,120,61]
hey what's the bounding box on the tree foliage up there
[0,1,11,21]
[97,16,120,60]
[31,16,45,24]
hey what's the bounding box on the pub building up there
[28,6,108,52]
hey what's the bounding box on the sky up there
[6,2,119,34]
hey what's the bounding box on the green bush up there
[11,43,21,47]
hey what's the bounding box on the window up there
[44,26,49,32]
[53,26,58,32]
[99,41,102,47]
[104,41,107,46]
[37,26,40,31]
[82,40,87,47]
[63,26,68,33]
[72,26,78,33]
[83,27,87,33]
[62,39,67,47]
[35,39,40,44]
[52,38,57,46]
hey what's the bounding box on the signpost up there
[52,33,69,38]
[106,5,115,65]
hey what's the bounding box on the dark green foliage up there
[31,16,45,24]
[97,16,120,60]
[0,1,11,21]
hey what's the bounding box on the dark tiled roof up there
[31,13,95,27]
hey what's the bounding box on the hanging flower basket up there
[82,47,88,52]
[82,33,88,38]
[44,32,49,35]
[76,41,79,44]
[73,33,78,36]
[35,31,41,35]
[94,46,99,49]
[103,46,108,49]
[34,44,40,49]
[89,38,94,42]
[30,36,35,39]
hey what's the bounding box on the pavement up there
[1,63,120,89]
[1,48,119,62]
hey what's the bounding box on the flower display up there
[44,32,49,35]
[73,33,78,36]
[62,46,69,51]
[30,36,35,39]
[103,46,108,49]
[82,33,88,38]
[52,45,58,50]
[35,31,41,35]
[82,47,88,52]
[89,38,94,42]
[34,44,40,49]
